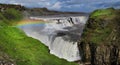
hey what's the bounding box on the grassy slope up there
[82,8,119,44]
[0,9,78,65]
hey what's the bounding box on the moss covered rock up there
[79,8,120,65]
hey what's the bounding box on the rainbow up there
[16,19,47,27]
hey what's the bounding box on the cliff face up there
[79,8,120,65]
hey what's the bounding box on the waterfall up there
[19,16,88,62]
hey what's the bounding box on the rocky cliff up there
[79,8,120,65]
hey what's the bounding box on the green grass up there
[91,8,115,18]
[0,8,78,65]
[0,25,78,65]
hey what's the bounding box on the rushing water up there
[18,15,88,61]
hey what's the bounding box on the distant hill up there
[0,3,87,16]
[0,3,26,11]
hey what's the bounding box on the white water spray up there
[19,16,88,61]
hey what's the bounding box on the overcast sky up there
[0,0,120,12]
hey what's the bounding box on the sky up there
[0,0,120,12]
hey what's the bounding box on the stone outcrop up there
[0,52,16,65]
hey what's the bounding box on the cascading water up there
[18,15,88,62]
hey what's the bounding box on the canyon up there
[18,15,89,62]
